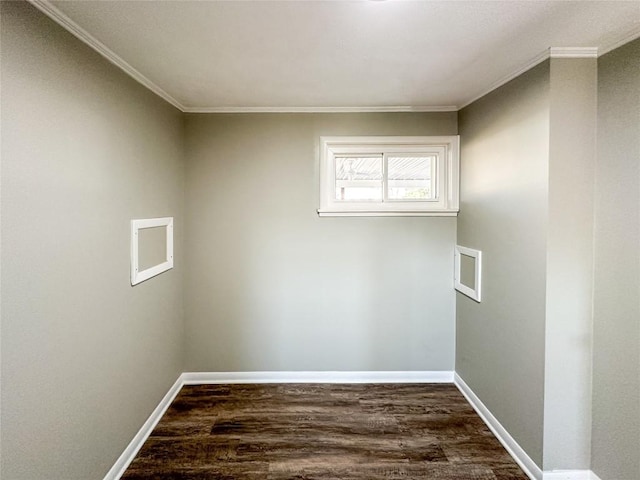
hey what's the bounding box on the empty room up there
[1,1,639,479]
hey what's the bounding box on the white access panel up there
[454,245,482,302]
[131,217,174,286]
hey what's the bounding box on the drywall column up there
[543,56,597,470]
[591,38,640,480]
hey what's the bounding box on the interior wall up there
[456,61,550,466]
[183,113,457,372]
[543,56,597,471]
[0,3,185,479]
[591,37,640,480]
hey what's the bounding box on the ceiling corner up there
[27,0,186,111]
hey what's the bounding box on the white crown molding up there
[599,27,640,56]
[182,370,455,384]
[549,47,598,58]
[102,375,184,480]
[28,0,639,115]
[459,50,550,109]
[27,0,185,111]
[182,106,459,114]
[460,44,602,109]
[24,0,459,114]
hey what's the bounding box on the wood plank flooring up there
[121,384,529,480]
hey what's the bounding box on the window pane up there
[387,156,434,200]
[335,156,382,201]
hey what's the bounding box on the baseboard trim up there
[102,375,184,480]
[543,471,601,480]
[454,373,543,480]
[454,374,602,480]
[106,370,600,480]
[104,370,453,479]
[182,370,455,384]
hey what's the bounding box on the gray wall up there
[1,3,184,479]
[543,57,597,471]
[457,62,550,465]
[184,113,457,372]
[591,38,640,480]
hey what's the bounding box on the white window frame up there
[318,136,459,216]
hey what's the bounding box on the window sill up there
[317,209,458,217]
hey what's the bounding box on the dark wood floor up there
[122,383,529,480]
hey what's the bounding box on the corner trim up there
[549,47,598,58]
[454,373,543,480]
[26,0,185,111]
[182,370,455,384]
[102,375,184,480]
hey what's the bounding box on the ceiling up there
[32,0,640,112]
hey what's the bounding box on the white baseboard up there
[543,471,601,480]
[102,375,184,480]
[182,370,454,384]
[106,370,600,480]
[454,373,543,480]
[104,370,453,479]
[454,373,602,480]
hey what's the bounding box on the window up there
[319,136,459,216]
